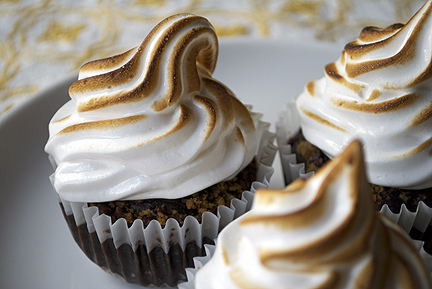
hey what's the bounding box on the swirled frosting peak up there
[194,140,431,289]
[45,14,257,202]
[296,0,432,189]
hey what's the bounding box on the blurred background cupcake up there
[45,14,276,287]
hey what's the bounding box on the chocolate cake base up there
[89,159,257,227]
[60,203,213,287]
[289,130,432,253]
[58,160,257,286]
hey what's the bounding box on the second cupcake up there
[277,0,432,214]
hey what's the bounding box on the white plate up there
[0,38,339,289]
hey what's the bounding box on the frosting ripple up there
[194,140,431,289]
[296,0,432,189]
[45,14,257,202]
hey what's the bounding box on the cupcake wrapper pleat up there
[275,102,314,184]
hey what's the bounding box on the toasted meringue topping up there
[194,141,431,289]
[45,14,257,202]
[296,1,432,189]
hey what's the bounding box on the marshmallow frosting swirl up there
[296,0,432,189]
[45,14,257,202]
[194,141,431,289]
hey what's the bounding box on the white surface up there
[0,39,339,289]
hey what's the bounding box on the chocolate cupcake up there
[277,0,432,253]
[45,14,276,287]
[179,141,432,289]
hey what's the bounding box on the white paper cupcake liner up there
[178,205,432,289]
[177,243,216,289]
[55,117,277,287]
[275,102,314,184]
[380,202,432,271]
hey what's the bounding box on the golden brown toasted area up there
[70,15,218,113]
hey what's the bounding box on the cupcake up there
[277,1,432,214]
[181,140,432,289]
[45,14,276,287]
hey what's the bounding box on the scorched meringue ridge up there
[193,140,431,289]
[45,14,258,202]
[296,0,432,190]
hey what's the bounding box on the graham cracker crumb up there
[90,159,257,227]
